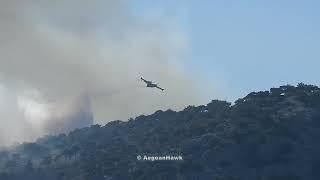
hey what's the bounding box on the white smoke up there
[0,0,208,146]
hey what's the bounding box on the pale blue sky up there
[131,1,320,101]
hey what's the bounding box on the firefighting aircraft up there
[140,77,164,91]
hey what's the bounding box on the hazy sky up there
[0,0,319,145]
[132,0,320,101]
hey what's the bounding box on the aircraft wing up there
[141,77,152,84]
[156,86,164,91]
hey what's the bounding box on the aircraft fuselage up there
[141,77,164,91]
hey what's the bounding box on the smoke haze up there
[0,0,209,146]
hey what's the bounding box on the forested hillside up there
[1,83,320,180]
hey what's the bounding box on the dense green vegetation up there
[1,83,320,180]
